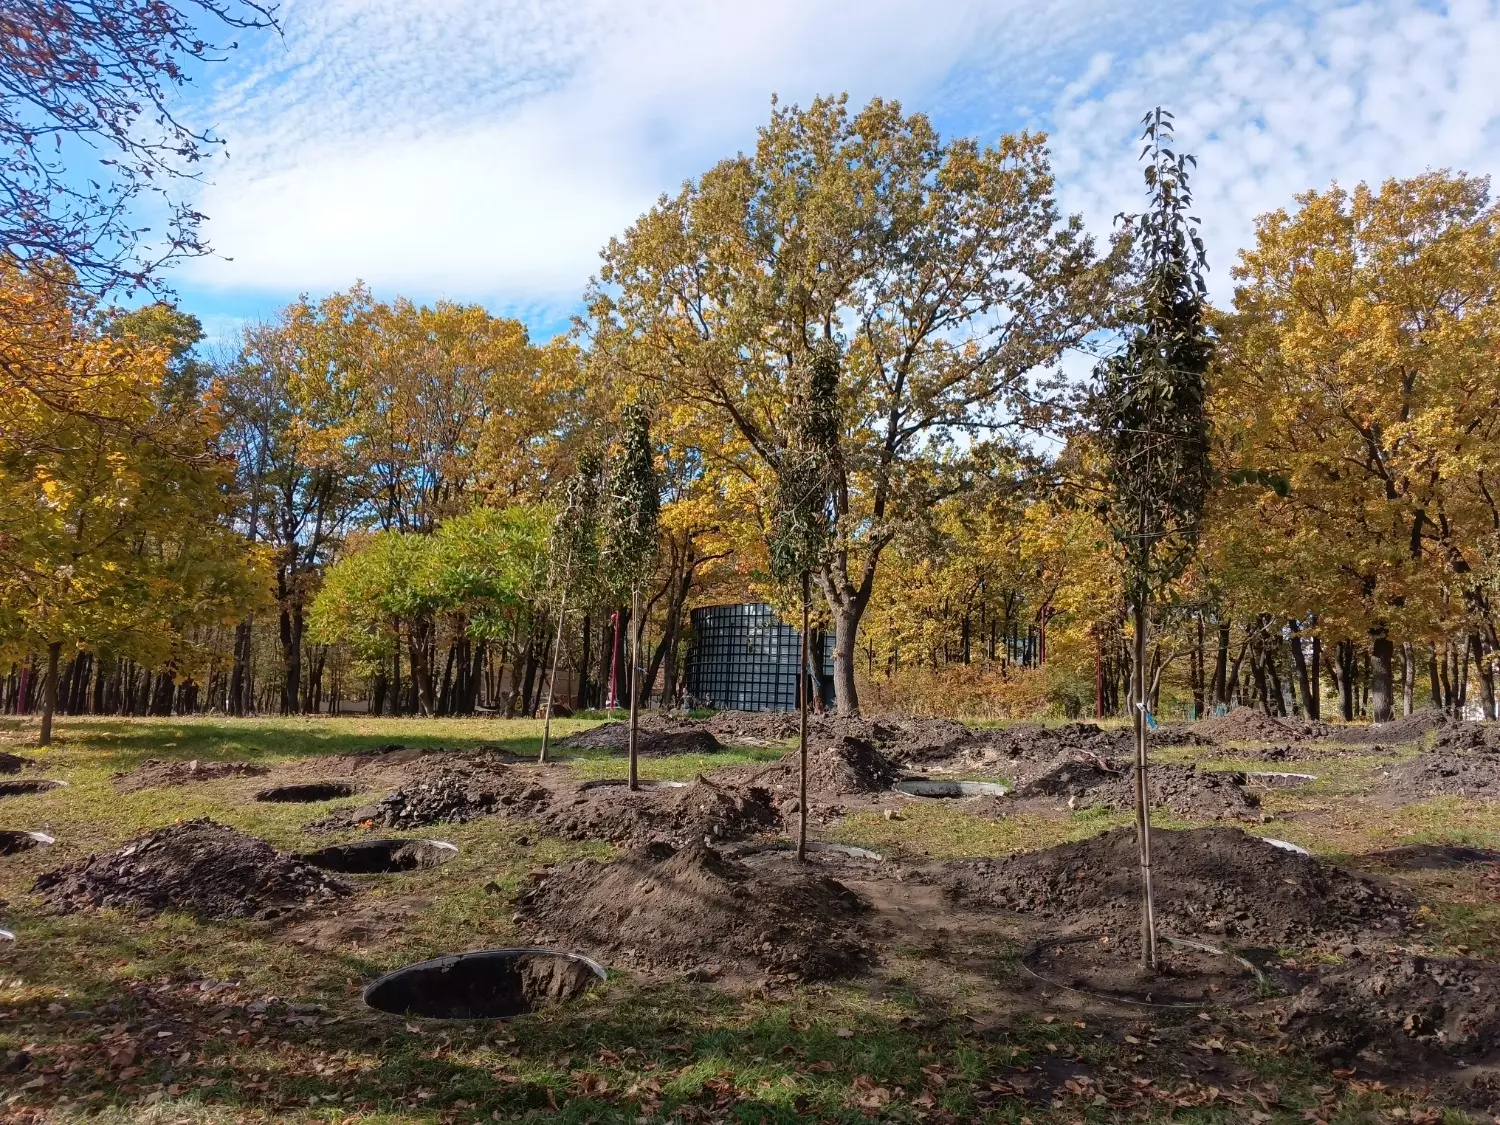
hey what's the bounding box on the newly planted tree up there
[1095,109,1213,969]
[605,404,661,790]
[540,450,605,761]
[767,339,841,859]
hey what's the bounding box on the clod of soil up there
[298,838,458,874]
[1376,751,1500,802]
[1192,710,1330,744]
[728,736,903,799]
[364,949,604,1019]
[1023,932,1262,1007]
[937,826,1414,947]
[34,819,351,920]
[554,721,723,757]
[254,781,356,803]
[0,779,65,798]
[114,758,271,792]
[0,830,54,856]
[1011,755,1262,821]
[516,842,871,982]
[540,775,782,848]
[0,752,34,775]
[1279,953,1500,1103]
[307,755,551,832]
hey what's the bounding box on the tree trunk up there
[279,603,303,716]
[577,612,591,712]
[1369,633,1394,723]
[229,619,252,716]
[829,599,861,716]
[540,570,571,763]
[1308,635,1321,720]
[1429,644,1443,713]
[1401,642,1415,717]
[1131,597,1158,971]
[797,572,810,862]
[38,641,62,746]
[1289,624,1313,721]
[627,585,642,791]
[1471,632,1496,721]
[1336,641,1355,721]
[1210,621,1230,709]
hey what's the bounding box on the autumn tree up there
[589,94,1119,715]
[0,0,275,291]
[1095,109,1213,969]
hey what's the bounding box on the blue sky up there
[164,0,1500,347]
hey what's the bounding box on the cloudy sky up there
[171,0,1500,343]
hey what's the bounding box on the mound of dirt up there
[728,736,903,800]
[1322,710,1450,746]
[1011,754,1262,820]
[553,721,723,757]
[1193,710,1330,744]
[0,752,34,775]
[34,819,350,920]
[937,826,1413,946]
[861,715,979,762]
[959,723,1133,773]
[306,755,551,832]
[1279,954,1500,1088]
[1375,751,1500,802]
[1148,725,1218,747]
[697,712,803,745]
[1247,743,1391,762]
[1430,722,1500,754]
[113,758,271,792]
[539,776,782,848]
[516,841,871,982]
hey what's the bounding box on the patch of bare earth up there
[1009,754,1263,821]
[112,758,270,792]
[538,776,783,848]
[1374,750,1500,803]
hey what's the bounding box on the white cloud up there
[180,0,1232,312]
[1047,0,1500,301]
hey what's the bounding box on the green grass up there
[1,714,1496,1123]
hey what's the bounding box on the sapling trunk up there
[1133,597,1159,970]
[797,571,810,861]
[538,552,572,764]
[627,584,641,791]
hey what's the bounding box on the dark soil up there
[1360,844,1500,871]
[1322,709,1451,746]
[860,715,979,763]
[515,841,871,982]
[1430,722,1500,754]
[1148,725,1218,748]
[1192,710,1330,744]
[0,779,64,798]
[0,752,34,774]
[1024,931,1261,1006]
[306,756,551,832]
[365,951,600,1019]
[34,819,351,920]
[1011,755,1262,821]
[1246,743,1391,762]
[113,758,271,792]
[1278,953,1500,1109]
[1375,751,1500,802]
[553,721,723,757]
[935,826,1414,947]
[298,838,457,874]
[255,781,356,803]
[539,776,782,848]
[722,736,903,801]
[0,830,52,856]
[960,723,1132,771]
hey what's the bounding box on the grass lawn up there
[0,715,1495,1123]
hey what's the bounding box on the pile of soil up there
[696,711,803,745]
[861,715,979,763]
[1430,722,1500,754]
[515,841,871,982]
[1323,710,1450,746]
[34,819,350,920]
[1193,710,1329,744]
[539,776,782,848]
[0,752,34,775]
[1148,726,1218,747]
[113,758,271,792]
[1011,755,1262,821]
[554,720,723,757]
[960,723,1132,771]
[937,826,1413,946]
[306,755,551,832]
[729,736,903,799]
[1279,953,1500,1082]
[1247,743,1388,762]
[1375,751,1500,802]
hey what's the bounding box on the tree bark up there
[1401,641,1415,717]
[797,572,810,862]
[627,585,642,791]
[1369,633,1394,723]
[38,641,62,746]
[1470,632,1496,721]
[1131,597,1158,971]
[1289,623,1313,721]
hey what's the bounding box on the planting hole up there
[364,948,605,1020]
[255,782,355,803]
[0,780,66,799]
[299,838,457,874]
[894,778,1007,799]
[0,830,55,856]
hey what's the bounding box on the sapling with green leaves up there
[768,338,841,860]
[605,404,661,791]
[540,449,606,762]
[1095,108,1213,970]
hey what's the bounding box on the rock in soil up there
[553,720,723,757]
[515,841,871,982]
[34,819,350,920]
[1192,710,1331,744]
[306,755,551,832]
[720,736,903,800]
[1279,954,1500,1110]
[0,752,34,775]
[935,826,1414,947]
[1374,750,1500,802]
[539,776,782,848]
[113,758,271,792]
[1011,755,1262,821]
